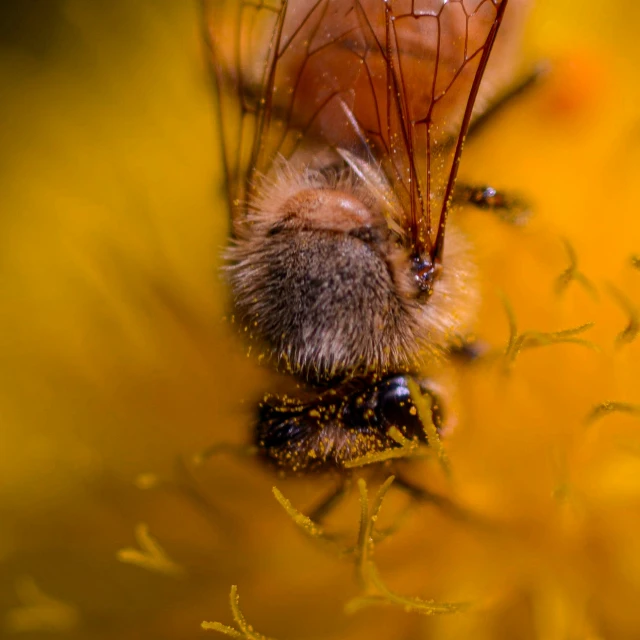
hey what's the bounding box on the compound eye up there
[376,375,444,441]
[375,376,422,439]
[376,376,411,410]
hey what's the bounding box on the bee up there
[201,0,532,475]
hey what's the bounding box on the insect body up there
[202,0,529,472]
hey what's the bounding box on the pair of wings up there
[201,0,508,259]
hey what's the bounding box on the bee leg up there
[308,476,353,524]
[467,62,550,138]
[453,183,531,225]
[454,64,550,227]
[135,455,243,540]
[172,454,226,521]
[393,474,477,524]
[449,334,491,362]
[191,442,258,467]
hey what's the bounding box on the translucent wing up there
[201,0,285,218]
[202,0,509,257]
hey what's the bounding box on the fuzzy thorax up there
[226,158,478,381]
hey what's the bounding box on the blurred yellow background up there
[0,1,639,638]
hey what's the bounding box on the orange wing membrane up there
[203,0,508,263]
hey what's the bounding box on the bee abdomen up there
[228,229,411,379]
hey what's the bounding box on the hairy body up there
[228,161,477,380]
[203,0,530,472]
